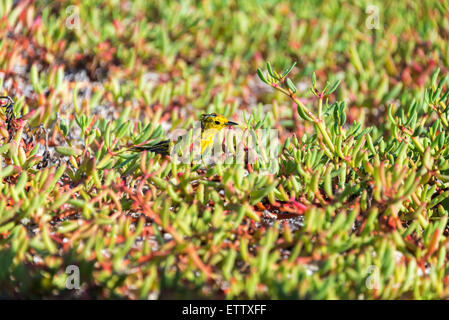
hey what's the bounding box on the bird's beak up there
[226,121,238,126]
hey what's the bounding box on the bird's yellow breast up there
[200,128,218,154]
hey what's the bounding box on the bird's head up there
[200,113,238,131]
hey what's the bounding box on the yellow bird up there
[130,113,238,156]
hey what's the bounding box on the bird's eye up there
[215,121,220,125]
